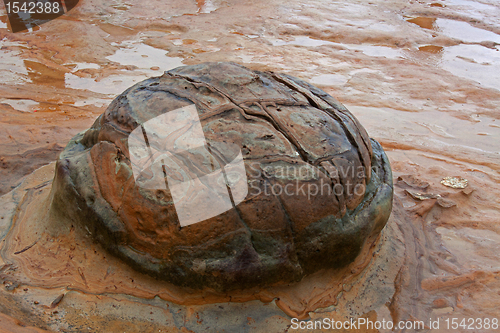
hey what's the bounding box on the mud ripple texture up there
[49,62,393,291]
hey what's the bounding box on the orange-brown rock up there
[49,62,393,291]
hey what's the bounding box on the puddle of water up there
[0,99,39,112]
[271,36,404,60]
[196,0,219,14]
[0,40,29,84]
[440,44,500,91]
[182,39,198,45]
[310,74,348,86]
[436,18,500,43]
[106,42,184,71]
[445,0,500,24]
[65,45,184,96]
[406,16,500,44]
[418,45,444,53]
[407,17,437,30]
[65,72,154,96]
[69,62,101,72]
[404,17,500,88]
[99,23,136,36]
[24,60,67,88]
[73,41,187,95]
[347,105,500,155]
[270,36,337,47]
[446,0,497,11]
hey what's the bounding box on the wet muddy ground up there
[0,0,499,332]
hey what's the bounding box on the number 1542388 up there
[5,1,61,14]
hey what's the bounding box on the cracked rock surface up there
[50,62,393,291]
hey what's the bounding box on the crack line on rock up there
[263,176,302,273]
[271,73,371,181]
[276,73,374,163]
[205,142,257,253]
[168,73,312,165]
[329,159,349,216]
[318,161,346,218]
[258,102,311,162]
[165,74,254,122]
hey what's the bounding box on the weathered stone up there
[50,62,393,291]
